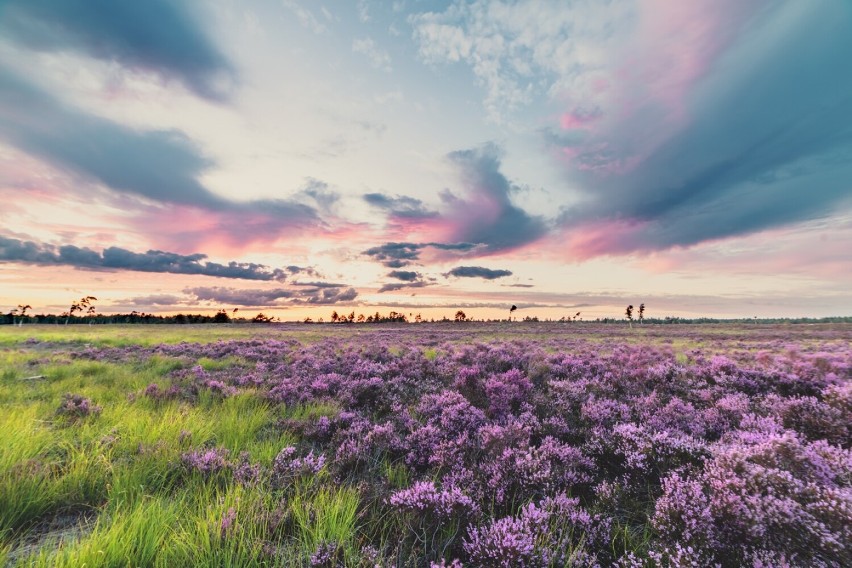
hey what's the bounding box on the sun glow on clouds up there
[0,0,850,318]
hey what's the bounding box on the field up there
[0,323,850,567]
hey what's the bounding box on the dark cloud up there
[297,179,340,214]
[298,286,358,305]
[186,285,358,306]
[378,281,432,293]
[556,3,852,254]
[363,192,438,218]
[444,143,548,253]
[0,0,234,100]
[387,270,420,282]
[363,241,477,267]
[290,281,349,289]
[0,71,319,227]
[363,242,423,267]
[0,236,305,281]
[126,294,185,307]
[445,266,513,280]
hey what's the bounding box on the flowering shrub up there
[389,481,479,520]
[181,447,231,477]
[271,446,327,488]
[464,494,608,567]
[65,324,851,565]
[56,393,102,421]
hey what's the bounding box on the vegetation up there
[0,324,849,566]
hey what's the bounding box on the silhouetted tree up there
[625,304,634,327]
[330,311,339,323]
[64,296,96,325]
[12,304,31,326]
[639,303,645,323]
[509,305,517,321]
[213,309,231,323]
[455,310,467,322]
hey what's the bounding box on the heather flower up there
[464,494,606,567]
[309,541,342,567]
[233,452,262,485]
[430,560,463,568]
[485,368,532,418]
[143,382,161,399]
[272,446,327,487]
[220,507,237,538]
[181,447,231,476]
[389,481,479,520]
[56,393,102,421]
[203,379,237,397]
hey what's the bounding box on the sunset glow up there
[1,0,850,320]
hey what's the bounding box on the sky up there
[1,0,851,321]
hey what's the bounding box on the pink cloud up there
[559,107,603,130]
[555,0,766,175]
[559,219,649,260]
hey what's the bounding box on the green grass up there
[0,328,372,566]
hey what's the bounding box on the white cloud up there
[357,0,371,23]
[410,0,634,122]
[352,37,392,72]
[282,0,327,34]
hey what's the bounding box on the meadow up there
[0,323,849,567]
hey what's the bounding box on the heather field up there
[0,323,850,567]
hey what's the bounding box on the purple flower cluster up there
[181,447,231,477]
[57,323,851,564]
[464,493,608,567]
[55,393,102,421]
[389,481,479,519]
[271,447,327,487]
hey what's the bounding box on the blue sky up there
[1,0,850,319]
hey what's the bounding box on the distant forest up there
[2,310,851,326]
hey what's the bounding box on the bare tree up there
[12,304,32,326]
[64,296,97,325]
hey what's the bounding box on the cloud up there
[297,179,340,215]
[282,0,328,34]
[126,294,186,307]
[363,193,438,219]
[363,241,477,267]
[378,281,432,293]
[445,266,513,280]
[186,285,358,306]
[411,0,633,122]
[0,236,305,281]
[412,0,852,255]
[387,270,420,282]
[0,0,234,101]
[555,1,852,256]
[290,281,348,289]
[362,144,544,261]
[0,71,320,232]
[352,37,392,72]
[442,143,548,253]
